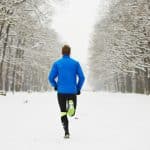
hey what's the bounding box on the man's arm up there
[76,62,85,94]
[48,63,58,89]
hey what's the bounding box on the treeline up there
[89,0,150,94]
[0,0,61,92]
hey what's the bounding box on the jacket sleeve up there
[76,62,85,91]
[48,63,58,88]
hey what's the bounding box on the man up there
[48,45,85,138]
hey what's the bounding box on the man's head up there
[62,45,71,56]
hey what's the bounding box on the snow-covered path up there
[0,92,150,150]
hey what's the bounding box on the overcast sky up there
[51,0,110,64]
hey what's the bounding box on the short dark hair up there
[62,45,71,55]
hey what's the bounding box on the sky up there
[51,0,109,64]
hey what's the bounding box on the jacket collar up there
[63,55,70,58]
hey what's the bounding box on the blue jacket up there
[48,55,85,94]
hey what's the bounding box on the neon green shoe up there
[67,100,75,117]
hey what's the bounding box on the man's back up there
[49,55,85,94]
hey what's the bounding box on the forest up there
[0,0,150,94]
[0,0,61,92]
[89,0,150,94]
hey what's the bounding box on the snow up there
[0,92,150,150]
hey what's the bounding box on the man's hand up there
[77,91,80,95]
[54,86,57,91]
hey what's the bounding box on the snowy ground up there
[0,92,150,150]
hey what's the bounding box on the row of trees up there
[0,0,61,92]
[89,0,150,94]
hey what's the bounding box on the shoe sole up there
[67,108,75,116]
[64,135,70,139]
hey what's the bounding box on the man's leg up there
[57,94,69,137]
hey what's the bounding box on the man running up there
[48,45,85,138]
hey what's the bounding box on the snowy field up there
[0,92,150,150]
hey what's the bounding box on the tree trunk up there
[126,74,132,93]
[11,39,21,92]
[132,71,136,93]
[5,38,13,91]
[0,24,11,90]
[0,22,5,40]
